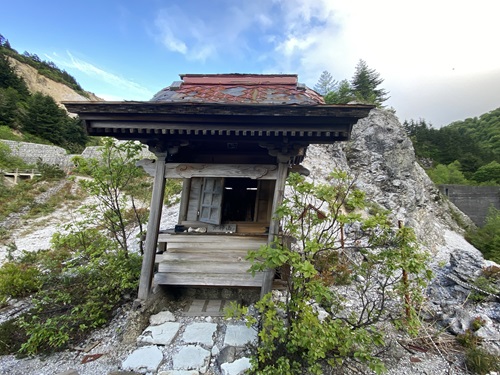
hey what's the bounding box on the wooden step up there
[157,235,267,254]
[154,272,264,287]
[158,261,253,274]
[156,251,252,263]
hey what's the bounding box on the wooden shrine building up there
[64,74,373,300]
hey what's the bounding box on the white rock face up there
[303,109,472,255]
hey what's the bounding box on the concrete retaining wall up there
[1,140,74,170]
[438,184,500,226]
[1,140,155,172]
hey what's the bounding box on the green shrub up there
[466,207,500,263]
[228,171,432,374]
[0,224,141,355]
[457,329,481,349]
[0,262,42,298]
[0,318,28,355]
[36,160,66,180]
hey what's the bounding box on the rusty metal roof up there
[151,73,325,105]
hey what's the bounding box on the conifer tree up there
[314,70,337,96]
[324,79,355,104]
[351,59,389,106]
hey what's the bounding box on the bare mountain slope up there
[7,56,101,106]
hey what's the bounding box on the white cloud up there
[46,52,153,100]
[154,10,188,54]
[152,2,280,63]
[264,0,500,125]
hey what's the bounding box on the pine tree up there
[324,79,355,104]
[314,70,337,96]
[350,60,389,106]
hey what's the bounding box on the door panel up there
[199,177,223,224]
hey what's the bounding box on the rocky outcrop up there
[305,110,474,252]
[304,109,499,355]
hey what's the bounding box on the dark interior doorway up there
[222,178,258,221]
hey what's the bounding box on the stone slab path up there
[119,299,257,375]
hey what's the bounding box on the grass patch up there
[465,347,500,375]
[0,126,23,141]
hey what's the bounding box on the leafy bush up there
[36,159,66,180]
[427,160,470,185]
[228,171,432,374]
[73,139,147,255]
[0,225,141,355]
[467,207,500,263]
[0,262,42,298]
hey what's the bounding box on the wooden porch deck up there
[154,233,267,287]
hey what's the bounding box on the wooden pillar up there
[138,155,167,300]
[178,178,191,223]
[261,159,289,298]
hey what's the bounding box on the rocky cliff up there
[303,109,499,356]
[304,109,474,253]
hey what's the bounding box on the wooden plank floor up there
[154,234,267,288]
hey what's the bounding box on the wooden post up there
[178,178,191,223]
[261,159,289,298]
[138,155,167,300]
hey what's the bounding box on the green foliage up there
[315,62,388,106]
[35,159,66,180]
[427,161,470,185]
[405,108,500,182]
[0,53,29,100]
[20,92,88,152]
[324,79,354,105]
[0,141,27,169]
[472,161,500,184]
[228,171,432,374]
[468,275,499,303]
[0,224,141,355]
[466,207,500,263]
[0,261,42,298]
[465,347,500,375]
[0,37,89,152]
[73,139,148,255]
[350,59,389,107]
[0,318,27,355]
[457,329,482,349]
[0,179,38,221]
[164,178,182,205]
[0,125,23,141]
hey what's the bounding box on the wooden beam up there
[261,160,289,298]
[137,161,279,180]
[138,155,167,300]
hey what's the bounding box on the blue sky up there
[2,0,500,127]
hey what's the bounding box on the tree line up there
[0,34,88,153]
[314,60,389,107]
[314,61,499,186]
[403,113,500,185]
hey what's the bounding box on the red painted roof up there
[151,74,324,105]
